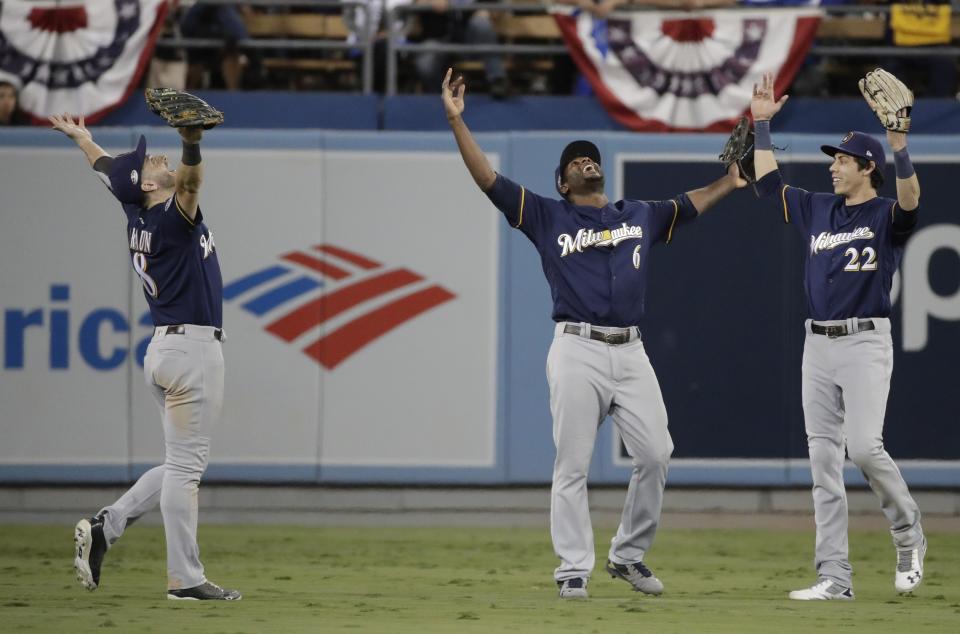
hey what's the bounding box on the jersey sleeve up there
[484,173,549,242]
[755,169,815,235]
[646,193,698,245]
[891,200,920,244]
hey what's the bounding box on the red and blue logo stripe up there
[223,244,456,369]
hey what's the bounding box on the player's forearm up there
[895,174,919,210]
[685,173,737,215]
[892,146,920,210]
[76,137,109,168]
[752,120,778,180]
[448,115,496,191]
[176,140,203,193]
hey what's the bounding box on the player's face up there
[0,85,16,121]
[141,154,176,189]
[829,153,870,196]
[563,156,604,194]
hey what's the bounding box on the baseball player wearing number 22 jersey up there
[50,114,240,601]
[750,72,926,601]
[442,69,749,599]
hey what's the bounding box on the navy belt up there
[563,324,634,345]
[163,325,224,341]
[811,320,875,338]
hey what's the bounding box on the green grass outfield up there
[1,524,957,633]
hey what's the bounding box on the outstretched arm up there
[751,72,789,181]
[442,68,496,191]
[685,163,747,215]
[888,130,919,211]
[175,127,204,222]
[49,114,109,167]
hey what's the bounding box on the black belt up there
[811,320,875,338]
[163,325,224,341]
[563,324,634,345]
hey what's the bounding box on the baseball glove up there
[144,88,224,129]
[858,68,913,133]
[719,116,756,184]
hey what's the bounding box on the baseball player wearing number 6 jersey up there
[49,114,240,601]
[749,72,926,600]
[442,69,748,599]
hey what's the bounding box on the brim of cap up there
[134,134,147,161]
[820,144,872,163]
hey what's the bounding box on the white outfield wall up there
[0,130,502,483]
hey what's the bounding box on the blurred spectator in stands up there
[343,0,413,93]
[0,80,27,126]
[409,0,508,98]
[738,0,852,5]
[179,1,252,90]
[147,4,187,90]
[883,0,957,97]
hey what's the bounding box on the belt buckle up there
[605,331,629,345]
[826,326,844,339]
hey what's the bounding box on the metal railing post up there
[361,3,373,94]
[386,6,399,96]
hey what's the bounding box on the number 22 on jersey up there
[844,246,878,272]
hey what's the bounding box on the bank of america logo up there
[223,244,456,369]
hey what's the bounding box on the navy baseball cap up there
[108,134,147,205]
[556,139,601,194]
[821,131,885,172]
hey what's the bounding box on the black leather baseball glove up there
[719,116,756,184]
[145,88,224,129]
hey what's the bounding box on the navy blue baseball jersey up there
[124,195,223,328]
[485,174,697,326]
[759,170,918,321]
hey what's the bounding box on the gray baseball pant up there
[99,325,225,590]
[801,317,923,588]
[546,322,673,582]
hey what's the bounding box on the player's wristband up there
[181,141,201,166]
[754,120,772,151]
[894,148,914,179]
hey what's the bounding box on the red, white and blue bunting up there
[0,0,169,123]
[553,7,822,131]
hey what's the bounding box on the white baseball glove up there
[858,68,914,133]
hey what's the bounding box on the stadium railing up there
[155,0,375,93]
[155,1,960,95]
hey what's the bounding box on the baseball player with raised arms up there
[442,68,747,599]
[49,114,240,601]
[750,70,925,600]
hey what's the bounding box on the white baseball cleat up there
[167,580,242,601]
[606,559,664,595]
[895,538,927,593]
[557,577,588,599]
[789,579,854,601]
[74,516,107,591]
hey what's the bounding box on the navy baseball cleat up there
[606,559,664,595]
[789,579,854,600]
[557,577,588,599]
[167,581,242,601]
[895,538,927,593]
[74,515,107,591]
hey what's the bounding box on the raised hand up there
[727,162,748,189]
[49,113,92,143]
[441,68,465,121]
[751,72,789,122]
